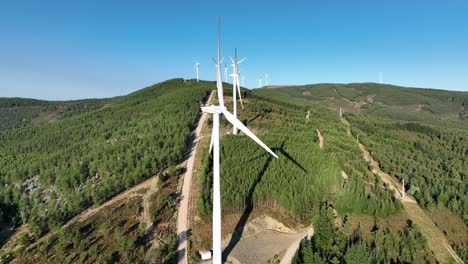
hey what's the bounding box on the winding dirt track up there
[280,228,314,264]
[4,173,159,261]
[176,91,214,264]
[316,129,324,149]
[342,117,462,264]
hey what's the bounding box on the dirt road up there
[176,91,214,264]
[316,129,324,149]
[280,228,314,264]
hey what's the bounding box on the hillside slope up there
[255,84,467,262]
[256,83,468,128]
[190,89,440,263]
[0,79,213,261]
[0,97,112,130]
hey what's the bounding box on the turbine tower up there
[265,73,269,86]
[258,75,263,88]
[195,57,200,82]
[202,18,278,263]
[229,48,246,135]
[241,75,245,87]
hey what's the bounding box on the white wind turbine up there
[229,48,246,135]
[195,57,200,82]
[203,18,278,264]
[224,63,228,83]
[265,72,269,86]
[258,75,263,88]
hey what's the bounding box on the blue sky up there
[1,0,467,100]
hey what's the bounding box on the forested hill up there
[0,97,112,130]
[255,83,467,261]
[0,79,212,244]
[255,83,468,128]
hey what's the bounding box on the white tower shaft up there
[212,113,222,264]
[233,70,238,134]
[266,73,269,86]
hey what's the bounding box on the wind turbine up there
[258,75,263,88]
[195,57,200,82]
[379,72,383,84]
[265,73,269,86]
[203,18,278,264]
[224,63,228,83]
[229,48,246,135]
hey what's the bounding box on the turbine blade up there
[215,19,224,107]
[229,56,234,64]
[222,109,278,158]
[238,58,246,64]
[237,83,244,109]
[209,129,214,153]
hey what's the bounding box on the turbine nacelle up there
[201,105,224,114]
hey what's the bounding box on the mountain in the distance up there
[255,83,468,128]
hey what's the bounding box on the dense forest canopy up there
[255,85,468,261]
[198,92,403,222]
[0,79,212,241]
[292,204,435,263]
[348,114,468,223]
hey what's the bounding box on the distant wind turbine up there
[203,18,278,264]
[258,75,263,88]
[229,48,245,134]
[195,57,200,82]
[265,73,269,86]
[379,72,383,84]
[224,63,228,83]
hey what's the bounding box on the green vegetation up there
[348,114,468,260]
[6,151,182,263]
[348,114,467,223]
[336,172,402,218]
[254,83,468,128]
[292,204,435,263]
[198,91,402,222]
[0,97,111,130]
[255,84,467,261]
[0,79,212,245]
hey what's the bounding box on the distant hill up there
[255,83,468,128]
[0,97,112,130]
